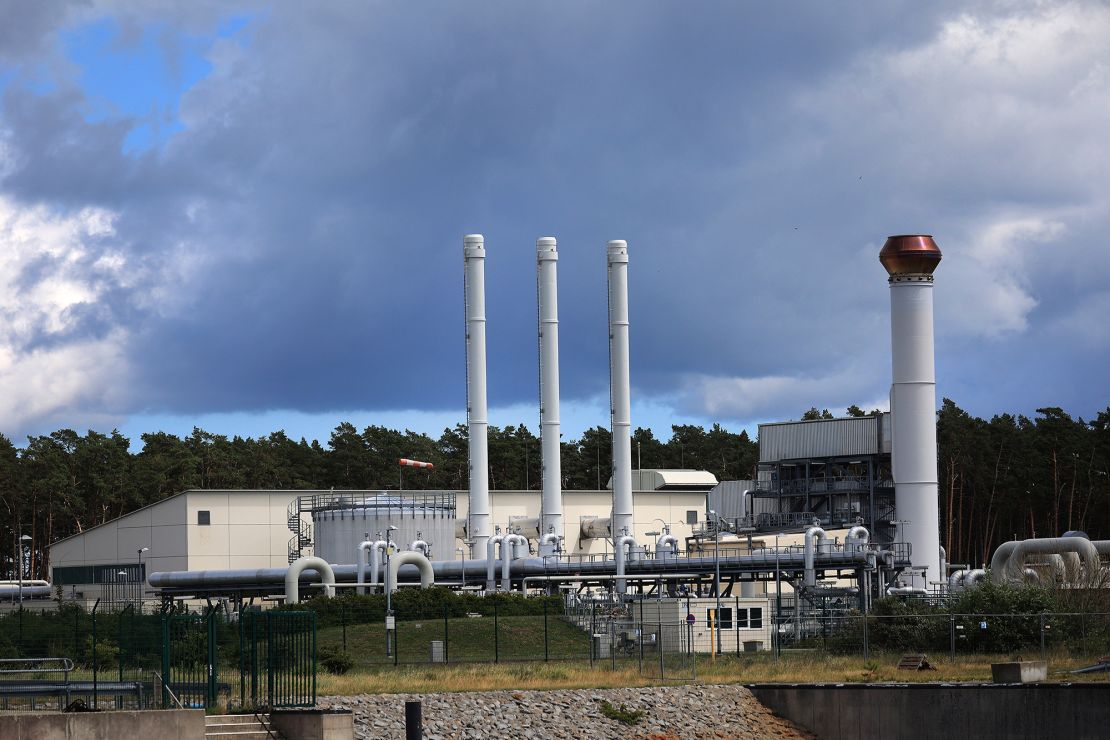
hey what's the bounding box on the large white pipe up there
[882,235,943,589]
[356,539,386,595]
[385,551,434,593]
[1004,537,1100,584]
[614,534,638,595]
[502,533,527,591]
[804,525,830,587]
[607,239,634,539]
[285,557,335,604]
[485,534,504,592]
[537,236,564,541]
[464,234,492,557]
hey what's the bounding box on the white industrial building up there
[49,480,715,605]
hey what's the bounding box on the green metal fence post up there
[1040,613,1046,660]
[207,607,217,706]
[342,599,347,652]
[92,598,100,710]
[267,611,275,708]
[544,600,549,662]
[311,612,318,706]
[494,602,499,663]
[444,604,450,664]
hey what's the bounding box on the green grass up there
[317,615,591,666]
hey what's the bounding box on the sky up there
[1,1,1108,450]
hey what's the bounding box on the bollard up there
[405,700,423,740]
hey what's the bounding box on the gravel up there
[320,684,813,739]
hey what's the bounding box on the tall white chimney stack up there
[881,234,943,589]
[537,237,564,540]
[607,240,634,538]
[464,234,491,556]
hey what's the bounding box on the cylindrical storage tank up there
[307,492,456,565]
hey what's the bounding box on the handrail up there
[255,709,280,739]
[0,657,74,675]
[153,671,184,709]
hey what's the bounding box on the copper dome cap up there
[879,234,942,276]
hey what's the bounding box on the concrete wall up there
[270,709,354,740]
[748,683,1110,740]
[0,709,204,740]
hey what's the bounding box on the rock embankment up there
[320,684,812,739]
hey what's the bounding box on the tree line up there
[0,421,757,580]
[1,400,1107,579]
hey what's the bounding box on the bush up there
[319,646,354,675]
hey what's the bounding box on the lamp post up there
[385,525,398,657]
[709,511,721,655]
[137,547,149,610]
[17,534,31,608]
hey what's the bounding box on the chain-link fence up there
[779,611,1110,661]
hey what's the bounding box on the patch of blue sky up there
[60,17,234,154]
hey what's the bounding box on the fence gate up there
[240,610,317,710]
[161,612,217,708]
[162,609,316,710]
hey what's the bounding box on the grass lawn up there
[316,649,1110,696]
[317,614,591,666]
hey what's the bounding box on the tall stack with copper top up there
[881,235,942,589]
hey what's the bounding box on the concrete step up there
[207,715,263,724]
[204,714,282,739]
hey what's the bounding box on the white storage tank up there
[304,491,456,565]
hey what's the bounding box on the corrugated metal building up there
[751,414,895,542]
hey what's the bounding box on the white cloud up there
[677,366,884,421]
[0,196,133,432]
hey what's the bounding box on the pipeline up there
[385,551,434,593]
[539,532,562,556]
[285,557,335,604]
[410,539,431,559]
[502,534,527,591]
[485,534,505,592]
[150,548,887,592]
[614,534,638,595]
[357,539,386,595]
[655,533,679,560]
[803,525,830,588]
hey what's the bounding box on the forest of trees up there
[1,400,1107,579]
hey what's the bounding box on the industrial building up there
[38,232,965,655]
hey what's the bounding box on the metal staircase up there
[286,499,312,564]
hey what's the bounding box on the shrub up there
[319,646,354,675]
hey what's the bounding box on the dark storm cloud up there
[1,0,1108,438]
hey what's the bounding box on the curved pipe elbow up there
[286,556,336,604]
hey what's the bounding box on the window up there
[686,510,698,524]
[706,607,734,629]
[197,510,211,526]
[737,607,763,629]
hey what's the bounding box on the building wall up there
[452,489,707,557]
[184,490,299,571]
[50,489,299,602]
[637,596,772,653]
